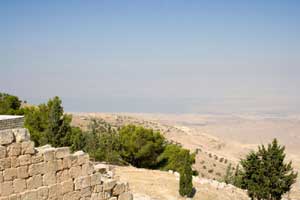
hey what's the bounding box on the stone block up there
[74,176,91,190]
[13,178,26,193]
[18,154,31,166]
[43,172,57,186]
[80,186,91,197]
[0,145,6,159]
[26,174,42,189]
[55,147,70,159]
[113,182,125,196]
[118,192,133,200]
[7,143,21,156]
[8,194,20,200]
[0,130,14,145]
[17,166,29,179]
[94,164,107,174]
[63,191,80,200]
[93,184,103,193]
[90,173,101,186]
[13,128,30,143]
[10,156,20,168]
[103,180,116,191]
[28,162,46,176]
[0,158,11,170]
[61,180,73,194]
[20,189,38,200]
[31,155,44,164]
[56,170,70,182]
[3,168,18,181]
[62,156,72,169]
[81,162,93,176]
[37,186,49,200]
[42,148,56,161]
[21,141,35,155]
[0,181,13,196]
[0,171,3,183]
[49,183,62,197]
[69,166,81,179]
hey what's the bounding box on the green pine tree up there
[179,151,194,197]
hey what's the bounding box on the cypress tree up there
[179,151,194,197]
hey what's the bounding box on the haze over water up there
[1,1,300,115]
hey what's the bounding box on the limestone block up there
[43,172,57,186]
[0,130,14,145]
[94,164,107,174]
[109,197,117,200]
[13,178,26,193]
[113,182,125,196]
[0,181,13,196]
[0,171,3,183]
[62,156,72,169]
[103,180,117,191]
[0,145,6,159]
[31,155,43,164]
[82,162,94,176]
[77,154,89,166]
[80,186,91,197]
[37,186,49,200]
[74,176,91,190]
[43,149,56,161]
[26,175,42,189]
[61,180,73,194]
[69,166,82,179]
[56,170,70,182]
[13,128,30,143]
[0,158,11,170]
[49,184,62,198]
[18,155,31,166]
[3,168,18,181]
[63,191,80,200]
[21,142,35,155]
[20,190,38,200]
[10,157,20,168]
[93,184,103,193]
[55,147,70,159]
[8,194,20,200]
[118,192,133,200]
[46,159,63,173]
[17,166,29,179]
[90,173,101,186]
[7,143,21,157]
[28,162,46,176]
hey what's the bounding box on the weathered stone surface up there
[28,162,45,176]
[49,184,62,197]
[17,166,29,179]
[43,172,57,186]
[20,190,38,200]
[7,143,21,157]
[18,155,31,166]
[118,192,133,200]
[0,181,14,196]
[80,186,91,197]
[0,158,11,170]
[82,162,94,176]
[74,176,91,190]
[10,157,20,168]
[69,166,82,179]
[0,145,6,159]
[90,173,101,186]
[26,174,42,189]
[103,180,117,191]
[13,179,26,193]
[55,147,70,159]
[56,170,70,182]
[93,184,103,193]
[21,141,35,155]
[31,155,43,164]
[13,128,30,143]
[43,149,56,161]
[37,186,49,200]
[63,191,80,200]
[61,180,73,194]
[3,168,18,181]
[94,164,107,174]
[0,171,3,183]
[8,194,20,200]
[0,130,14,145]
[113,182,126,196]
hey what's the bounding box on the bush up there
[0,93,24,115]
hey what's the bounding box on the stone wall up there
[0,117,24,131]
[0,128,133,200]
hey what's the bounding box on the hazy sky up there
[1,1,300,114]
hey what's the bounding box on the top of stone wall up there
[0,128,30,145]
[0,115,24,120]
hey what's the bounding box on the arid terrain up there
[71,112,300,200]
